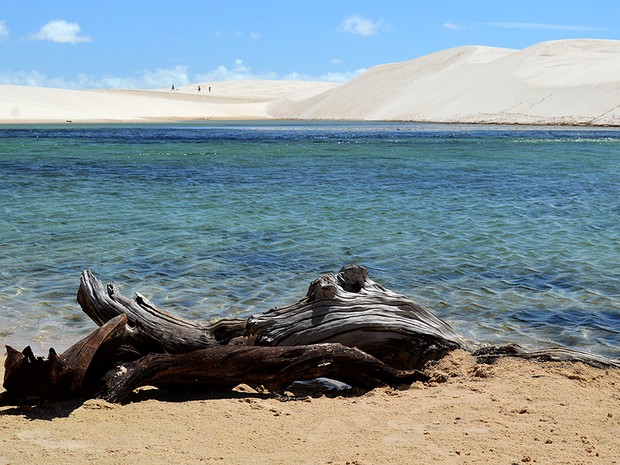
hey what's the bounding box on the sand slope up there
[268,39,620,125]
[0,81,339,123]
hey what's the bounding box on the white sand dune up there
[0,80,339,123]
[269,39,620,126]
[2,39,620,125]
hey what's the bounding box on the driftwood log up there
[76,269,247,352]
[1,315,132,405]
[0,314,425,405]
[246,265,474,369]
[2,265,618,406]
[100,344,426,404]
[78,265,474,369]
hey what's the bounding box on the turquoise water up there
[1,121,619,360]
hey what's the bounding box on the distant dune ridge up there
[269,39,620,126]
[2,39,620,125]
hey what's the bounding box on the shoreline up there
[2,117,620,128]
[2,350,619,464]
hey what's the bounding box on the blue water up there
[1,121,619,360]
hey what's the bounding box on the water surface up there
[1,121,618,359]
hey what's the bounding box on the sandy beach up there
[3,39,620,126]
[1,350,619,464]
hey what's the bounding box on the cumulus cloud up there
[339,14,390,36]
[195,59,277,82]
[443,21,465,31]
[0,20,9,39]
[141,65,190,88]
[31,19,91,44]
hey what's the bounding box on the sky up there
[1,0,620,89]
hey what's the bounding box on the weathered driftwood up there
[1,315,132,405]
[246,265,475,369]
[0,314,427,405]
[3,265,619,406]
[77,266,473,369]
[473,344,620,369]
[77,269,246,352]
[100,344,428,403]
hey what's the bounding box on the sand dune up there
[2,39,620,125]
[269,39,620,126]
[0,80,338,123]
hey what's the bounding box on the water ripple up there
[1,122,619,359]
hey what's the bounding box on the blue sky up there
[1,0,619,89]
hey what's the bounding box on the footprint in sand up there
[17,430,91,450]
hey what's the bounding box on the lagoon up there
[1,122,619,359]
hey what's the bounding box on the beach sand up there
[1,350,619,464]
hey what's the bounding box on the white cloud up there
[0,60,362,90]
[283,68,366,84]
[0,65,191,90]
[485,21,607,32]
[31,19,91,44]
[319,69,366,83]
[330,58,343,65]
[0,70,82,88]
[196,60,363,84]
[141,65,190,88]
[443,21,465,31]
[195,59,277,82]
[0,20,9,39]
[339,14,390,36]
[214,29,259,40]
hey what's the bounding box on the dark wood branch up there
[2,323,428,405]
[246,265,474,369]
[77,269,246,352]
[100,343,428,403]
[1,315,134,405]
[474,344,620,369]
